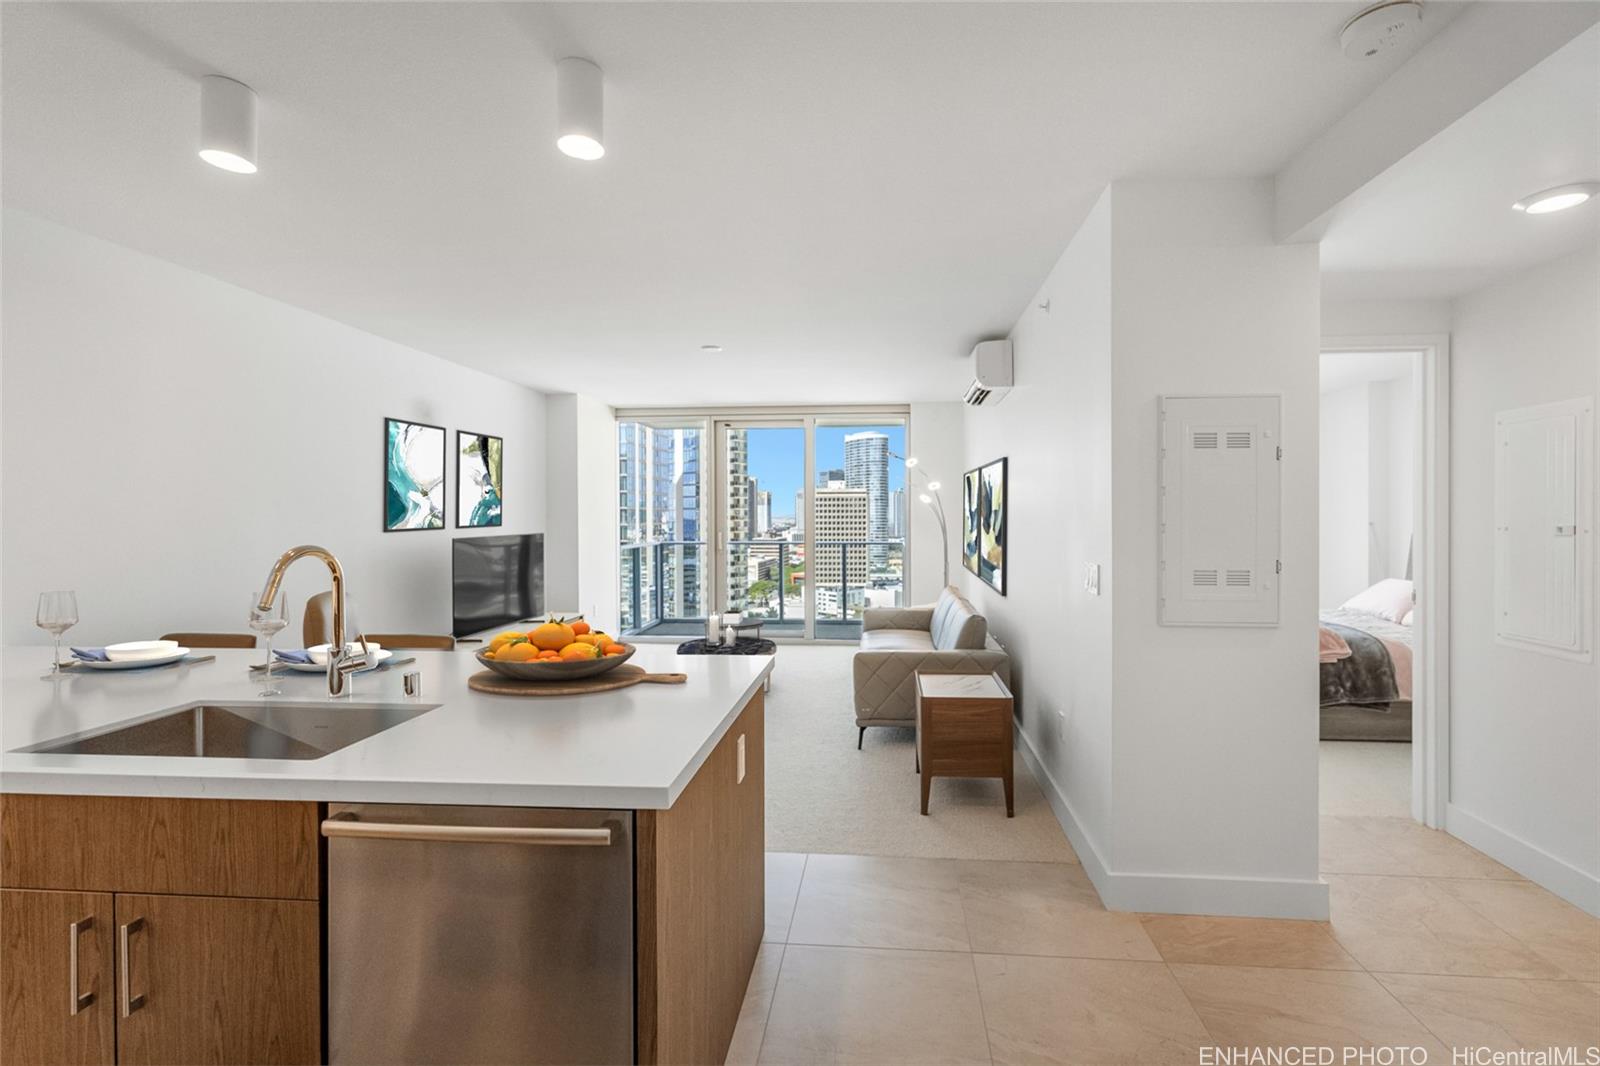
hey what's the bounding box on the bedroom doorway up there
[1318,339,1448,828]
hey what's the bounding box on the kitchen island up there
[0,645,771,1066]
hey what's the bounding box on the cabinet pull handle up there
[321,814,616,846]
[118,917,146,1017]
[68,916,94,1015]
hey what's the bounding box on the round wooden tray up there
[467,664,687,697]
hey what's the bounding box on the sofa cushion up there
[931,593,987,650]
[860,629,937,652]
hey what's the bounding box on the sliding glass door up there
[617,418,707,635]
[618,410,906,640]
[716,421,806,637]
[812,419,907,637]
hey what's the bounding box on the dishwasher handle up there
[321,813,617,847]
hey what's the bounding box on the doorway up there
[1318,337,1449,827]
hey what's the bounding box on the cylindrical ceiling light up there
[556,57,604,161]
[199,74,258,174]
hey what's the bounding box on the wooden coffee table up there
[914,672,1015,817]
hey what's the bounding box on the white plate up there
[105,640,181,662]
[278,648,393,673]
[76,648,191,670]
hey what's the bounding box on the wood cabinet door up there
[114,893,320,1066]
[1,888,116,1066]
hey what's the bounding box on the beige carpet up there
[763,645,1076,862]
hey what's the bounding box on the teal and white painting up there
[457,431,503,528]
[385,418,446,531]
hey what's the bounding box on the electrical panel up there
[1495,397,1594,661]
[1159,395,1282,626]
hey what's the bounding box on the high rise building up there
[844,431,890,565]
[724,429,749,610]
[617,423,703,630]
[817,468,844,485]
[794,489,804,535]
[812,485,868,613]
[751,482,772,538]
[889,487,906,540]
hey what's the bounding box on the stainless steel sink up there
[21,701,439,760]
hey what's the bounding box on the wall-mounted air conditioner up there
[963,340,1013,406]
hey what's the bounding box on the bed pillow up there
[1341,578,1414,623]
[1399,607,1414,626]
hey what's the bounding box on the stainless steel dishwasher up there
[325,803,634,1065]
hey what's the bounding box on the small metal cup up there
[403,670,421,697]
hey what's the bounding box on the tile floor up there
[731,838,1600,1065]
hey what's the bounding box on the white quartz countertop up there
[0,646,772,810]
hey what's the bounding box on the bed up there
[1320,580,1414,742]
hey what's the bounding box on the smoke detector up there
[1340,1,1422,60]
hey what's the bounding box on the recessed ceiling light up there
[556,57,604,161]
[1513,183,1600,215]
[700,344,723,353]
[199,75,258,174]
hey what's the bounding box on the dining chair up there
[159,632,257,649]
[302,591,333,647]
[361,634,455,651]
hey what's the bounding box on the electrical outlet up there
[736,734,746,784]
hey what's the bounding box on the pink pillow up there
[1341,578,1414,623]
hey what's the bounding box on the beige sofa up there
[852,586,1011,746]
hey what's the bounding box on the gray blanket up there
[1320,621,1398,708]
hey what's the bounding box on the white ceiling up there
[1320,24,1600,303]
[1320,350,1416,394]
[2,2,1465,404]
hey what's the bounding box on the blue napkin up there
[70,648,109,662]
[272,649,315,664]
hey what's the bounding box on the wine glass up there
[249,590,290,696]
[36,591,79,673]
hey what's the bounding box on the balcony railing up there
[619,538,905,637]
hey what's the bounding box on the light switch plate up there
[736,734,746,784]
[1084,563,1100,596]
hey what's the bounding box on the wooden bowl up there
[475,644,635,681]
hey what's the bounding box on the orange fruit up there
[488,631,526,652]
[570,620,592,635]
[602,643,627,655]
[537,650,560,660]
[559,642,600,661]
[528,620,575,651]
[499,642,541,662]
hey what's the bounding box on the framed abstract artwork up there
[456,430,504,528]
[962,456,1007,594]
[384,417,446,531]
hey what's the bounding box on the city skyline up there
[745,424,905,523]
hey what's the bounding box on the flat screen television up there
[452,533,544,637]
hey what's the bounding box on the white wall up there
[906,401,967,605]
[1322,297,1453,338]
[1,209,548,646]
[962,190,1115,869]
[1447,245,1599,911]
[1320,384,1372,607]
[1378,374,1415,581]
[1318,374,1416,607]
[544,392,618,628]
[1106,180,1323,914]
[961,181,1324,918]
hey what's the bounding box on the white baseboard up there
[1446,803,1600,917]
[1016,729,1330,920]
[1014,726,1114,891]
